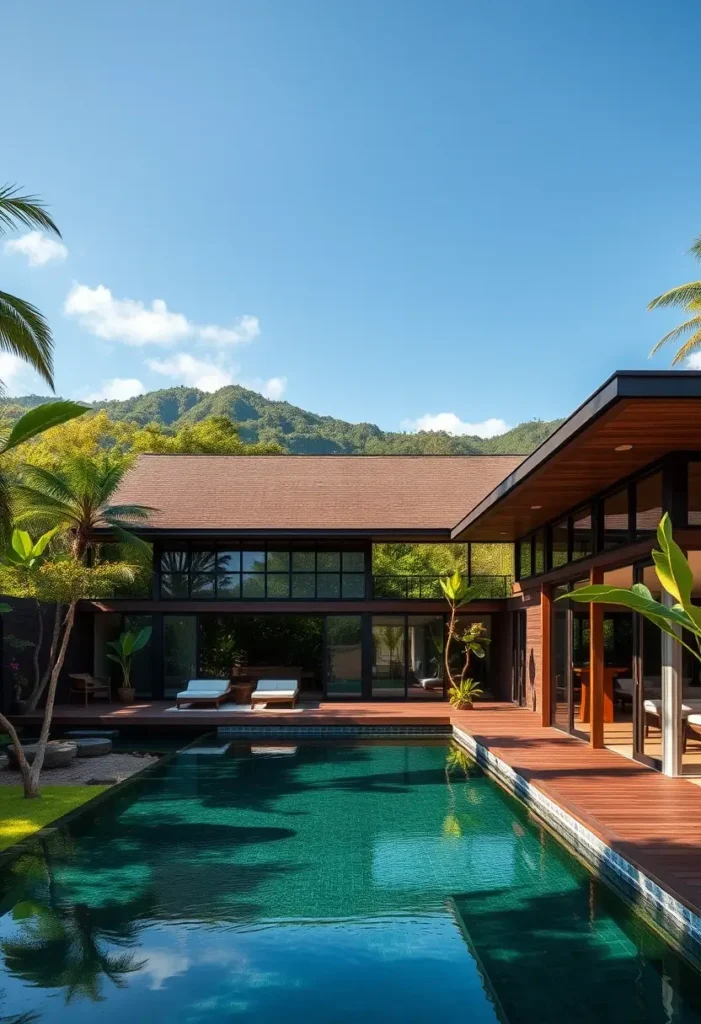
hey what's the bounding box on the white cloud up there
[85,377,146,402]
[64,283,260,348]
[400,412,510,438]
[686,354,701,369]
[147,353,236,392]
[137,950,190,991]
[5,230,68,267]
[261,376,287,400]
[0,354,31,394]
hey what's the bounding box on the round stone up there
[75,737,112,758]
[8,740,77,770]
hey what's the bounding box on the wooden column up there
[589,567,604,748]
[541,584,552,727]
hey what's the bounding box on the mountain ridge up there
[0,385,563,456]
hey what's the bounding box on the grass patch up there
[0,786,108,852]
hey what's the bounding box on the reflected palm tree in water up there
[0,841,151,1005]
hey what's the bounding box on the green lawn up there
[0,786,108,852]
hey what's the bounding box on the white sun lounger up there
[251,678,299,708]
[176,679,232,709]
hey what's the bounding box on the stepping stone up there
[75,737,112,758]
[8,740,77,770]
[65,729,119,738]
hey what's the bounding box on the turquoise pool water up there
[0,738,700,1022]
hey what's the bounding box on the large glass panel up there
[267,574,290,599]
[124,614,154,697]
[342,551,365,572]
[603,488,629,550]
[267,550,290,572]
[601,565,635,759]
[407,615,445,701]
[218,550,241,572]
[639,565,663,764]
[318,551,341,572]
[190,573,215,598]
[292,551,315,572]
[342,573,365,598]
[518,538,532,579]
[164,616,196,699]
[242,551,266,573]
[291,573,315,599]
[217,573,241,598]
[552,584,570,731]
[160,550,189,574]
[572,509,592,561]
[683,550,701,774]
[372,616,406,698]
[161,572,189,598]
[242,573,265,598]
[534,530,546,575]
[636,473,663,535]
[689,462,701,527]
[317,574,341,599]
[326,616,362,697]
[551,519,569,568]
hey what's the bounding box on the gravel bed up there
[0,751,158,786]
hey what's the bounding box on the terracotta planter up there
[231,681,254,705]
[117,686,136,704]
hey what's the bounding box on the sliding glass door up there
[372,616,406,698]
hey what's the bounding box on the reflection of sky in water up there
[0,741,699,1023]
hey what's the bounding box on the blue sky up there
[2,0,700,436]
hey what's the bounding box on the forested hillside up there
[0,386,561,455]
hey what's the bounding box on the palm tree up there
[14,456,154,562]
[0,183,62,389]
[648,234,701,363]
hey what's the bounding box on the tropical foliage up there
[448,677,484,710]
[439,570,490,706]
[648,234,701,364]
[0,384,562,455]
[0,184,61,390]
[0,529,137,798]
[13,456,153,562]
[106,627,152,691]
[560,514,701,663]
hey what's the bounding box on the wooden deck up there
[14,698,701,922]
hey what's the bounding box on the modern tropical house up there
[11,369,701,781]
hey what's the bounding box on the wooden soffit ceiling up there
[452,385,701,542]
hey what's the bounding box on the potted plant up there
[448,677,484,710]
[107,627,152,704]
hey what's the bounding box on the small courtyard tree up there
[0,548,136,798]
[440,571,490,709]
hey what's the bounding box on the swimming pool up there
[0,738,700,1022]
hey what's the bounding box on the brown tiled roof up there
[112,454,523,533]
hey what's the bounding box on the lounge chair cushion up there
[176,679,230,700]
[252,679,299,695]
[644,699,695,718]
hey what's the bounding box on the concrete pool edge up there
[452,723,701,958]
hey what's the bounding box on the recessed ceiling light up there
[530,504,542,510]
[499,531,507,536]
[615,444,633,452]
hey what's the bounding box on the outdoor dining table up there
[574,666,629,724]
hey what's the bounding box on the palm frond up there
[12,485,79,524]
[0,184,61,237]
[102,503,154,522]
[0,402,85,454]
[0,292,53,388]
[649,315,701,357]
[670,329,701,365]
[647,281,701,311]
[690,234,701,262]
[18,464,77,505]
